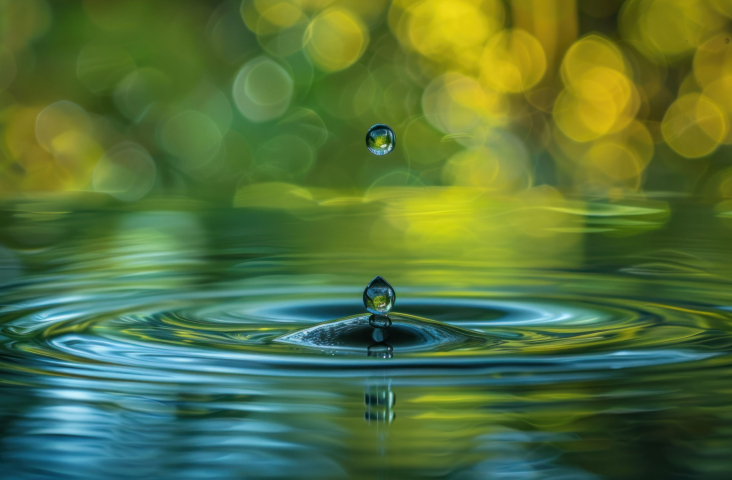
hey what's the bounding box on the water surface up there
[1,196,732,479]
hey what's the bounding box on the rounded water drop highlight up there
[363,276,395,315]
[366,124,396,156]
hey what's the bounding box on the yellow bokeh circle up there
[442,132,530,192]
[662,93,727,158]
[693,33,732,88]
[241,0,304,36]
[304,8,368,72]
[480,29,546,93]
[703,75,732,144]
[554,67,639,142]
[406,0,500,61]
[561,35,627,87]
[584,141,645,180]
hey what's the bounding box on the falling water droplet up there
[366,124,396,156]
[363,276,395,315]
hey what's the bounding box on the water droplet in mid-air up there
[366,124,396,156]
[363,276,395,315]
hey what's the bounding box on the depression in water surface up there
[1,198,732,479]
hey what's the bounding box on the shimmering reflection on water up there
[1,201,732,479]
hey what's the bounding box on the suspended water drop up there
[366,124,396,156]
[363,276,395,315]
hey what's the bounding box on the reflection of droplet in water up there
[367,343,393,359]
[366,124,396,156]
[363,276,395,314]
[365,386,395,407]
[365,410,395,423]
[365,383,395,424]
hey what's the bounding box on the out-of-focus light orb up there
[561,35,627,84]
[366,124,396,156]
[33,101,102,190]
[554,36,639,143]
[584,140,645,181]
[93,142,156,202]
[258,22,308,57]
[113,68,170,122]
[693,34,732,88]
[554,67,639,142]
[304,7,368,72]
[480,29,546,93]
[254,134,314,180]
[703,75,732,144]
[232,56,293,122]
[400,0,503,70]
[662,93,727,158]
[442,132,531,192]
[240,0,307,57]
[256,0,302,29]
[159,111,222,170]
[49,129,103,183]
[422,72,508,136]
[554,119,654,187]
[181,84,233,135]
[0,0,51,50]
[620,0,724,60]
[35,101,92,154]
[241,0,304,36]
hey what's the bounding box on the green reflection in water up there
[0,199,732,479]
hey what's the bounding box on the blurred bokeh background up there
[2,0,732,206]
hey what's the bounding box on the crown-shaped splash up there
[363,276,395,315]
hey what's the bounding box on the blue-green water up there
[1,198,732,479]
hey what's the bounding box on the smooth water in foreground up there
[1,195,732,479]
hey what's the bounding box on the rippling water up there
[1,197,732,479]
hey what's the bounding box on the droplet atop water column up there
[363,276,395,315]
[366,124,396,156]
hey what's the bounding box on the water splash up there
[274,313,491,355]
